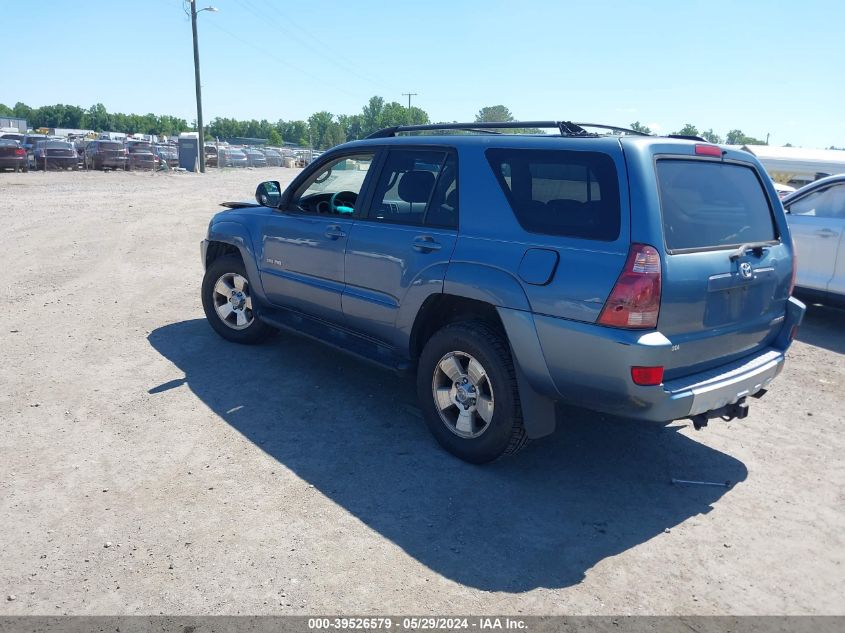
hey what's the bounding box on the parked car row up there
[0,131,312,173]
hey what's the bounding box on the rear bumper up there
[97,157,128,167]
[40,157,77,167]
[500,296,806,424]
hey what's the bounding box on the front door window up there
[294,153,375,216]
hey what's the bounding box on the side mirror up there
[255,180,281,207]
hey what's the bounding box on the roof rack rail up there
[365,121,652,139]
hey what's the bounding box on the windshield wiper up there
[728,241,773,260]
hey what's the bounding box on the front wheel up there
[417,321,528,463]
[201,255,273,344]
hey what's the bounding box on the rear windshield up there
[100,141,122,150]
[657,160,777,251]
[486,149,621,241]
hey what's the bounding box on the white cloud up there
[647,122,662,132]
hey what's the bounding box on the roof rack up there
[365,121,651,139]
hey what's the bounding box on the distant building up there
[48,128,94,138]
[0,116,27,132]
[739,145,845,188]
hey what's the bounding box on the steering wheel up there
[330,191,357,215]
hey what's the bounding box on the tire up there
[201,255,273,344]
[417,320,528,463]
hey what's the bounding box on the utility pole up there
[402,92,418,111]
[190,1,218,173]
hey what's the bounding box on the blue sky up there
[2,0,843,148]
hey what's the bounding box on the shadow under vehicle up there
[148,318,747,592]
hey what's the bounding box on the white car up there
[772,181,796,199]
[782,174,845,305]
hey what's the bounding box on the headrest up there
[398,170,435,203]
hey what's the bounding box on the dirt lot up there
[1,169,843,615]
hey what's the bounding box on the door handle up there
[324,225,347,240]
[815,228,838,238]
[412,236,442,252]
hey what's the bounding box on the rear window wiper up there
[728,241,773,260]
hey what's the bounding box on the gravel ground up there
[0,169,843,615]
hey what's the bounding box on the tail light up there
[14,148,25,156]
[695,144,722,157]
[598,243,662,328]
[631,366,664,386]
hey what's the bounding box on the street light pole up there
[190,1,217,172]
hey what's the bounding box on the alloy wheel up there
[212,272,254,330]
[431,351,495,438]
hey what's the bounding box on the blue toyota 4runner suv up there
[200,121,805,463]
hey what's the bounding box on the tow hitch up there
[689,397,752,430]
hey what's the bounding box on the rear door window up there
[657,160,778,251]
[486,148,621,241]
[368,149,448,226]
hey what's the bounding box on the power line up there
[233,0,396,93]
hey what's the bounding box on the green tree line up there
[630,121,769,145]
[1,100,795,149]
[0,96,431,149]
[0,102,189,137]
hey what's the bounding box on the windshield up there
[100,142,123,150]
[128,143,152,152]
[45,141,73,149]
[657,159,778,251]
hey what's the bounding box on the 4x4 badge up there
[739,262,754,279]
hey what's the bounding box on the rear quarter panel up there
[449,138,630,323]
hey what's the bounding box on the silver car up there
[783,174,845,305]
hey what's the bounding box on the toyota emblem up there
[739,262,754,279]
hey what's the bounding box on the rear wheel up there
[201,255,273,344]
[417,320,527,463]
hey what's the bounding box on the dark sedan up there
[218,147,248,168]
[84,140,129,170]
[204,145,218,168]
[243,147,267,167]
[154,144,179,167]
[262,147,283,167]
[125,141,158,170]
[33,140,79,170]
[0,139,28,172]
